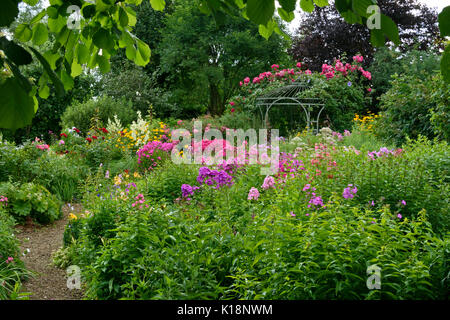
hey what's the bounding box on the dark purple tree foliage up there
[289,0,442,71]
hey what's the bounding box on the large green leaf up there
[352,0,374,18]
[118,7,129,27]
[0,37,33,66]
[341,10,360,24]
[370,28,384,47]
[43,51,60,69]
[247,0,275,25]
[380,14,399,46]
[441,45,450,83]
[438,6,450,37]
[48,15,66,33]
[300,0,315,13]
[277,8,295,22]
[0,0,19,27]
[29,9,47,25]
[279,0,296,12]
[29,47,65,98]
[0,77,37,130]
[75,43,90,64]
[259,19,275,40]
[14,24,33,42]
[134,39,151,66]
[32,23,49,45]
[5,57,33,93]
[93,28,115,51]
[335,0,352,14]
[60,69,74,91]
[96,55,111,73]
[71,59,83,77]
[314,0,329,7]
[150,0,165,11]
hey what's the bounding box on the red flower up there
[102,136,105,140]
[86,138,92,143]
[92,136,98,139]
[60,133,67,138]
[230,108,235,113]
[101,128,108,133]
[74,128,81,134]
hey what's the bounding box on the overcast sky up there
[286,0,450,32]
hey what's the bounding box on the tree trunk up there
[209,83,223,116]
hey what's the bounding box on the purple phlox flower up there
[262,176,275,190]
[248,187,260,200]
[343,184,358,199]
[309,195,324,207]
[181,184,200,198]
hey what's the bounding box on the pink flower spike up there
[290,211,296,217]
[401,200,406,206]
[397,214,402,219]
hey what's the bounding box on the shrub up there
[368,48,441,102]
[61,96,136,134]
[35,153,88,202]
[0,182,62,224]
[0,140,42,183]
[376,73,449,146]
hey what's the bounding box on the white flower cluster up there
[106,114,123,134]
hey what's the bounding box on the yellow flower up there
[69,213,77,220]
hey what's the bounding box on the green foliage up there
[100,64,171,116]
[0,182,62,224]
[376,73,450,145]
[0,139,88,201]
[226,206,447,300]
[438,6,450,83]
[159,0,290,116]
[144,162,200,203]
[368,48,441,102]
[185,112,263,132]
[298,74,370,131]
[34,153,87,202]
[61,96,136,134]
[0,209,30,300]
[0,209,20,263]
[342,129,393,152]
[429,75,450,141]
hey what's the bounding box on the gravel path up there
[14,204,84,300]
